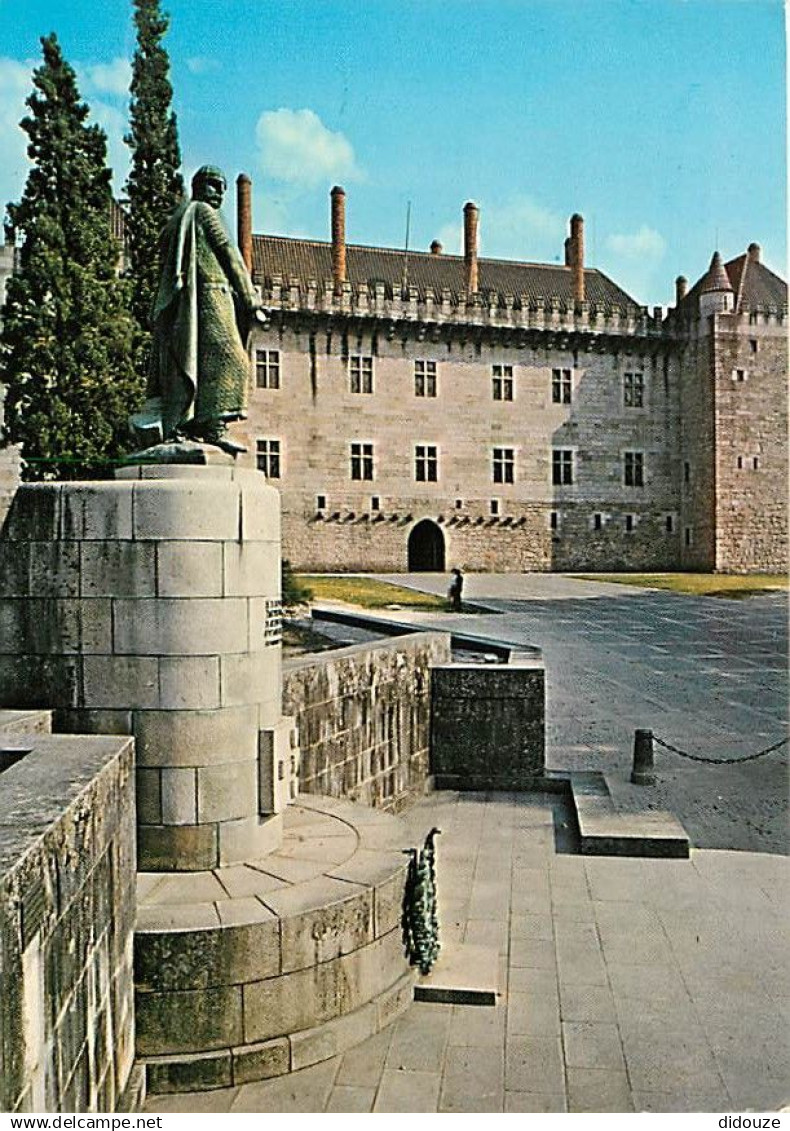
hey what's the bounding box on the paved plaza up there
[371,573,789,855]
[145,575,789,1113]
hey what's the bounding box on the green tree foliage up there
[1,34,140,479]
[124,0,183,344]
[282,559,314,607]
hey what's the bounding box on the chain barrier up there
[653,733,788,766]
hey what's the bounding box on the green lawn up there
[297,575,448,610]
[572,572,788,598]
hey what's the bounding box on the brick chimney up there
[464,202,479,294]
[430,239,443,255]
[748,242,761,264]
[675,275,688,304]
[236,173,253,273]
[331,185,347,289]
[570,213,584,304]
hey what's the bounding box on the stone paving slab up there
[146,790,790,1114]
[568,771,690,858]
[415,942,499,1004]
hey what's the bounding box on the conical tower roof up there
[701,250,734,294]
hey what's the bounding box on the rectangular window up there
[414,359,437,397]
[753,456,760,470]
[492,447,515,484]
[625,514,634,533]
[492,364,514,401]
[415,444,438,482]
[490,499,500,516]
[593,513,603,531]
[749,339,758,354]
[316,494,326,510]
[684,461,691,484]
[350,442,374,480]
[371,496,380,511]
[255,349,280,389]
[733,368,747,383]
[737,456,744,470]
[665,515,674,533]
[623,371,644,407]
[455,498,463,509]
[256,439,281,478]
[552,368,572,404]
[550,511,558,531]
[624,451,644,487]
[552,449,574,486]
[685,527,693,547]
[350,355,373,394]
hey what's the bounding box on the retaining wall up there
[283,631,451,811]
[0,731,137,1112]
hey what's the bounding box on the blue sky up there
[0,0,785,305]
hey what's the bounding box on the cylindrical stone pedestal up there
[0,464,290,870]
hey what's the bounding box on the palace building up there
[229,178,787,574]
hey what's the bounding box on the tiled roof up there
[674,250,786,318]
[701,252,733,294]
[251,235,640,310]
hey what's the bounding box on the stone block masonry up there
[430,652,545,789]
[0,730,136,1112]
[283,632,452,811]
[0,466,291,872]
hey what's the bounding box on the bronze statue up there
[134,165,264,452]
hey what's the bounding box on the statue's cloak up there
[149,200,255,439]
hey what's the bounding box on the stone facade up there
[217,185,788,575]
[0,730,136,1112]
[283,631,451,811]
[430,653,546,790]
[233,298,682,574]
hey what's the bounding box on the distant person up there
[448,567,464,612]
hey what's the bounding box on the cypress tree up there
[0,34,140,480]
[124,0,183,342]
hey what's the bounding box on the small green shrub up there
[282,559,314,607]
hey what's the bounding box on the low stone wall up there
[430,652,546,789]
[283,632,452,811]
[0,730,137,1112]
[135,796,414,1093]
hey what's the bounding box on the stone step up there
[414,942,499,1006]
[568,771,690,859]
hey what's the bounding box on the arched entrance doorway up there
[407,519,445,571]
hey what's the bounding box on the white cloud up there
[256,107,363,187]
[484,196,565,256]
[88,100,130,189]
[434,195,565,261]
[606,225,666,261]
[82,56,131,98]
[186,56,219,75]
[435,222,462,256]
[0,58,33,216]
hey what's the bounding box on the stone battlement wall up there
[283,631,452,810]
[260,277,664,339]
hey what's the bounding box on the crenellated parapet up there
[258,275,665,340]
[664,302,788,338]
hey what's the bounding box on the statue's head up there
[192,165,227,209]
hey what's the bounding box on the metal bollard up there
[631,728,656,785]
